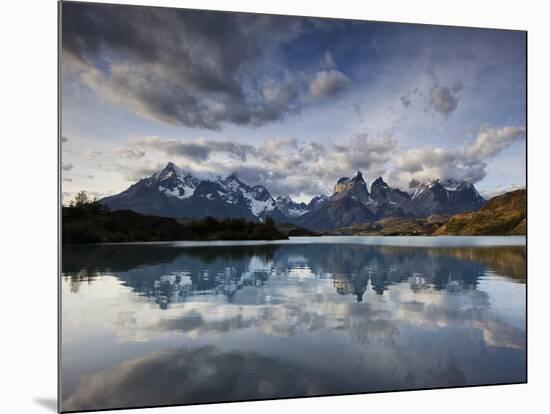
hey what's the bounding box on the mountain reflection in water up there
[63,242,526,306]
[61,237,526,412]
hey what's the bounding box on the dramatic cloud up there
[309,70,352,98]
[465,126,526,160]
[393,148,487,186]
[66,124,524,200]
[133,136,257,162]
[429,82,463,116]
[60,4,526,199]
[122,133,395,198]
[391,126,525,187]
[395,147,459,174]
[62,3,317,130]
[121,163,164,182]
[333,133,395,171]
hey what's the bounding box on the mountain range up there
[100,162,487,231]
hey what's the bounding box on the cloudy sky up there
[61,2,526,203]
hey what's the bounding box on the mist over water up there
[61,237,526,412]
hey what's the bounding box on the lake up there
[60,236,526,411]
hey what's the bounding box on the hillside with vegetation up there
[433,189,526,236]
[324,215,449,236]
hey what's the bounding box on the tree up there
[74,190,90,207]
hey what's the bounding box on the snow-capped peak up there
[407,179,435,200]
[406,178,485,205]
[428,179,442,189]
[441,179,461,191]
[217,173,246,193]
[308,194,329,209]
[152,162,199,200]
[275,195,309,217]
[215,173,276,216]
[442,179,477,194]
[155,162,183,180]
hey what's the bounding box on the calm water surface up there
[61,236,526,411]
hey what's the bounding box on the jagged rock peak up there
[372,176,389,187]
[408,178,441,189]
[308,194,329,209]
[275,195,309,217]
[153,162,195,181]
[336,171,364,185]
[157,161,177,176]
[333,171,372,206]
[252,185,271,199]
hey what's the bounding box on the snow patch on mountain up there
[216,175,276,216]
[442,179,473,192]
[408,180,434,200]
[158,184,196,199]
[246,195,276,216]
[287,207,308,217]
[275,196,309,217]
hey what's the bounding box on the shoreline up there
[62,234,527,248]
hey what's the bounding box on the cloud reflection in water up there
[61,239,526,411]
